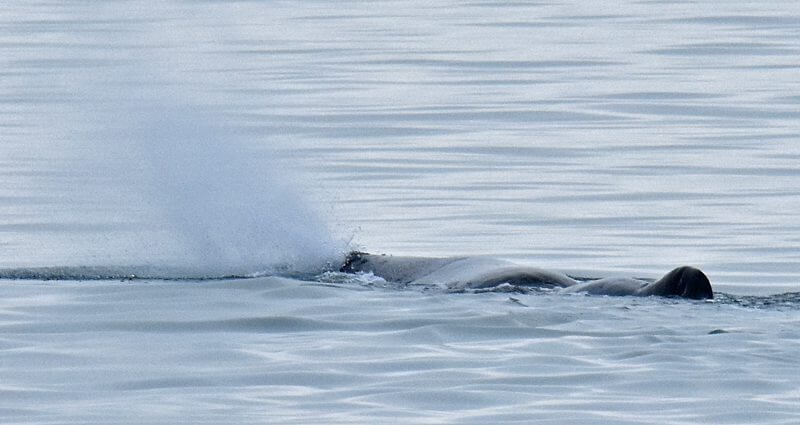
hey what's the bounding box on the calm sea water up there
[2,1,800,423]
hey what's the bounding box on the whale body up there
[340,252,713,300]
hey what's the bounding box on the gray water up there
[2,1,800,424]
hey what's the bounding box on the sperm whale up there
[340,252,713,299]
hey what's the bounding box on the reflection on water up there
[1,1,799,291]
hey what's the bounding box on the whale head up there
[340,251,369,273]
[656,266,713,299]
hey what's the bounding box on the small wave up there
[0,260,347,281]
[713,292,800,310]
[0,265,266,281]
[312,271,392,289]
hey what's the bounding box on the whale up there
[340,252,713,299]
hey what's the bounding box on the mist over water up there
[0,3,348,276]
[80,75,351,274]
[116,100,346,276]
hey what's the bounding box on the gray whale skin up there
[340,252,713,300]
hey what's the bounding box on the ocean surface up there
[2,0,800,423]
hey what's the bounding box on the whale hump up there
[339,252,575,289]
[651,266,713,299]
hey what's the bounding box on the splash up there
[120,101,346,276]
[50,93,349,277]
[15,5,350,277]
[0,2,352,277]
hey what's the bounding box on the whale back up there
[341,252,576,289]
[414,262,577,290]
[559,277,648,296]
[340,252,461,284]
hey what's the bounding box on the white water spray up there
[4,3,349,277]
[116,102,344,275]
